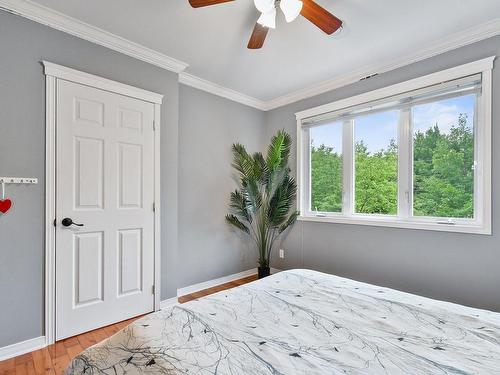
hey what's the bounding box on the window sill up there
[297,215,491,235]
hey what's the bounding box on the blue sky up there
[311,94,475,154]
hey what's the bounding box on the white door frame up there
[43,61,163,345]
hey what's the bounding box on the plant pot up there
[258,266,270,279]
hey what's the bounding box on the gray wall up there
[0,10,180,347]
[178,85,266,288]
[267,35,500,312]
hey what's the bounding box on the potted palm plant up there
[226,130,299,278]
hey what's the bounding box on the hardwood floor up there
[177,274,258,303]
[0,274,258,375]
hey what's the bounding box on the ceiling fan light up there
[254,0,275,13]
[257,8,276,29]
[280,0,303,23]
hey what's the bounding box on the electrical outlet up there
[279,249,285,259]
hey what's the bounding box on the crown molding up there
[179,72,267,110]
[0,0,189,73]
[263,17,500,110]
[295,56,495,120]
[1,0,499,111]
[43,61,164,103]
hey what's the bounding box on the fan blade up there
[300,0,342,34]
[188,0,234,8]
[247,23,269,49]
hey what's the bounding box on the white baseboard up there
[0,336,46,361]
[161,267,281,308]
[177,267,281,297]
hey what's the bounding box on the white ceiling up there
[26,0,500,101]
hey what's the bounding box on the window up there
[354,111,398,215]
[297,57,493,234]
[412,95,475,219]
[310,121,343,213]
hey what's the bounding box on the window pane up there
[310,122,343,213]
[354,111,398,215]
[412,94,475,219]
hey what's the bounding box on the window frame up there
[296,57,494,234]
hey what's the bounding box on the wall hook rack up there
[0,177,38,184]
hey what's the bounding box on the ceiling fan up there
[188,0,343,49]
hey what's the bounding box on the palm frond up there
[268,187,290,226]
[252,152,267,182]
[243,179,262,213]
[225,214,250,234]
[266,167,288,197]
[268,174,296,227]
[231,143,256,182]
[279,211,299,234]
[229,190,252,223]
[266,129,291,171]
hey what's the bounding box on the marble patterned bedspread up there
[66,269,500,374]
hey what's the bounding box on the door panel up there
[74,137,104,210]
[118,229,143,296]
[118,107,143,132]
[74,232,104,306]
[56,80,155,340]
[74,97,104,127]
[118,143,143,208]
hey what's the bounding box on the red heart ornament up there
[0,198,12,214]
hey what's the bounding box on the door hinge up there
[152,202,156,212]
[151,285,155,294]
[153,121,156,131]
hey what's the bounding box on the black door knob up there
[62,218,84,227]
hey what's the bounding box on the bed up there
[66,269,500,374]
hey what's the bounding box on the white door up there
[55,79,155,340]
